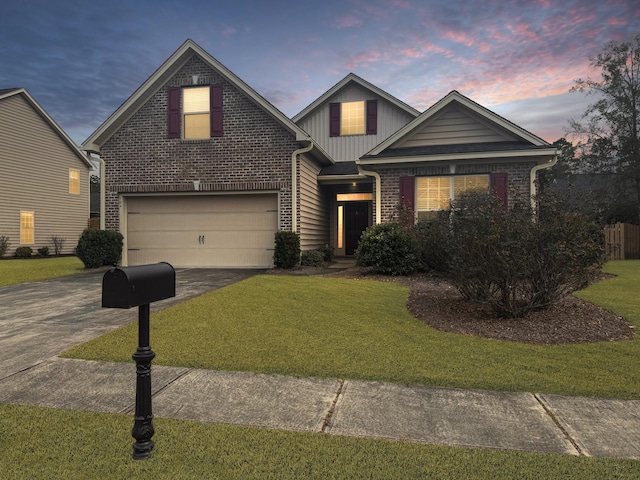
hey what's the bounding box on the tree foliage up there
[570,34,640,223]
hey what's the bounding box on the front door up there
[344,201,369,255]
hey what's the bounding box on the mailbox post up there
[102,262,176,460]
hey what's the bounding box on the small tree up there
[51,235,66,256]
[0,236,9,257]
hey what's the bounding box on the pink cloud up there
[607,17,627,26]
[334,15,363,29]
[221,26,236,37]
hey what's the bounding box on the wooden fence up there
[605,223,640,260]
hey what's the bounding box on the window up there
[168,85,223,139]
[329,100,377,137]
[416,175,489,221]
[69,168,80,194]
[341,101,365,135]
[20,211,34,244]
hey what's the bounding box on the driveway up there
[0,268,260,380]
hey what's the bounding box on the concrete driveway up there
[0,268,260,380]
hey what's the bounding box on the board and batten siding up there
[0,94,89,256]
[398,105,518,148]
[298,154,329,250]
[297,83,416,162]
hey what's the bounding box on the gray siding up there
[399,105,517,147]
[297,84,416,162]
[298,153,329,250]
[0,94,90,256]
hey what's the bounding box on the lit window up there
[69,168,80,194]
[183,87,210,139]
[416,175,489,221]
[20,211,34,244]
[336,193,373,201]
[337,205,344,249]
[341,101,365,135]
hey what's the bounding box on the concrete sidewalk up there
[1,356,639,459]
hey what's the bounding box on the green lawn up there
[1,404,638,479]
[64,260,640,399]
[0,256,85,287]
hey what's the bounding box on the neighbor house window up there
[20,211,34,244]
[69,168,80,194]
[416,175,489,221]
[330,100,377,137]
[167,85,223,139]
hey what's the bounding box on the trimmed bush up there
[301,249,325,267]
[445,191,604,318]
[0,236,9,257]
[76,229,123,268]
[14,246,33,258]
[320,244,335,262]
[273,231,300,269]
[37,246,50,257]
[356,222,417,275]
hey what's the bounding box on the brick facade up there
[101,55,298,231]
[367,160,537,222]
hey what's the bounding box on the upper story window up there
[20,211,34,244]
[69,168,80,194]
[330,99,377,137]
[168,85,223,139]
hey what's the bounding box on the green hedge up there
[76,229,123,268]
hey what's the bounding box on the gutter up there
[357,165,381,224]
[291,141,314,233]
[530,155,558,210]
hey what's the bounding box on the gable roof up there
[0,88,93,168]
[362,90,554,163]
[82,39,327,158]
[292,73,419,123]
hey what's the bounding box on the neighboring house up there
[82,39,557,268]
[0,88,93,257]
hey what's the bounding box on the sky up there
[1,0,638,147]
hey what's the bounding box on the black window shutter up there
[366,99,377,135]
[399,176,415,216]
[490,172,508,209]
[167,87,181,139]
[210,84,223,137]
[329,102,340,137]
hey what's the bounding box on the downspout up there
[357,165,381,224]
[291,141,314,233]
[97,156,106,230]
[530,155,558,210]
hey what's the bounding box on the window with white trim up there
[341,101,365,135]
[416,175,489,221]
[183,86,210,139]
[20,211,34,244]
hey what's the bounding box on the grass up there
[64,261,640,399]
[1,403,638,479]
[0,256,85,287]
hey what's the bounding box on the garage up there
[125,194,278,268]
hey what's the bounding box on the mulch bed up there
[324,267,635,345]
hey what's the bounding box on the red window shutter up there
[329,102,340,137]
[210,84,223,137]
[366,99,377,135]
[490,172,508,209]
[167,87,181,139]
[399,176,415,213]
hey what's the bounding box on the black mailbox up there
[102,262,176,309]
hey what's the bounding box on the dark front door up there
[344,202,370,255]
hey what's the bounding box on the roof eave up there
[358,147,558,165]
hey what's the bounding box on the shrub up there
[0,236,9,257]
[320,244,335,262]
[76,229,123,268]
[301,249,325,267]
[356,222,417,275]
[51,235,66,256]
[412,215,451,274]
[273,231,300,269]
[37,246,50,257]
[445,191,604,318]
[14,246,33,258]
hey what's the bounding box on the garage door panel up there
[126,194,278,268]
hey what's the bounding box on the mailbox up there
[102,262,175,309]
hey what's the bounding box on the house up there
[0,88,93,257]
[82,39,557,268]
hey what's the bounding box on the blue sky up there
[1,0,637,146]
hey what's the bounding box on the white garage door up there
[126,194,278,268]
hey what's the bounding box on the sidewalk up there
[1,356,639,459]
